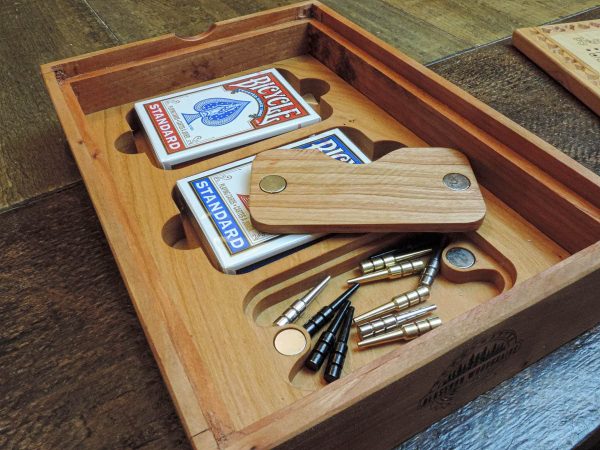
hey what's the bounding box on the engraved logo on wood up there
[420,330,521,410]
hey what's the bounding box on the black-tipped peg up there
[324,306,354,383]
[303,284,360,336]
[305,301,351,371]
[419,235,449,287]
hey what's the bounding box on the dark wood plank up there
[0,184,190,450]
[0,0,118,210]
[82,0,600,63]
[429,11,600,176]
[322,0,469,62]
[387,0,600,52]
[77,0,240,40]
[1,188,597,449]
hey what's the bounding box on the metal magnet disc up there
[260,175,287,194]
[274,328,307,356]
[443,173,471,191]
[446,247,476,269]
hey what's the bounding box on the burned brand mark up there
[420,330,521,410]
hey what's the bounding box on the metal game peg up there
[305,301,351,371]
[362,234,441,265]
[274,275,331,327]
[353,285,430,324]
[357,304,437,339]
[303,284,360,336]
[324,306,355,383]
[419,236,449,287]
[347,259,425,285]
[357,316,442,348]
[360,248,433,274]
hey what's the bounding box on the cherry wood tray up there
[42,2,600,449]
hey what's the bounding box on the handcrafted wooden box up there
[42,2,600,449]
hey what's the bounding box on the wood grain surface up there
[432,26,600,176]
[0,0,118,210]
[81,0,600,61]
[2,0,599,210]
[0,186,188,450]
[249,147,486,233]
[1,3,599,450]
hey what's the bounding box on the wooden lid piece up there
[249,147,486,234]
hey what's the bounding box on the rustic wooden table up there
[1,2,599,449]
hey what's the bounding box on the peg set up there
[271,235,451,382]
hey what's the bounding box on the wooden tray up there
[42,2,600,449]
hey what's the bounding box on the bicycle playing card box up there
[134,68,320,168]
[175,128,370,274]
[42,2,600,449]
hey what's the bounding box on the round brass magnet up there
[443,173,471,191]
[259,175,287,194]
[446,247,476,269]
[274,328,307,356]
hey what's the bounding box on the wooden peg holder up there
[249,147,486,233]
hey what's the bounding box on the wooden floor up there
[1,0,599,210]
[1,2,600,449]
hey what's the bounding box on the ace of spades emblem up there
[182,97,251,129]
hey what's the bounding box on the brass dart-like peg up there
[347,259,425,285]
[360,234,441,274]
[305,301,351,371]
[354,285,430,324]
[358,304,437,339]
[357,316,442,348]
[360,248,433,274]
[324,306,354,383]
[303,284,360,336]
[274,275,331,327]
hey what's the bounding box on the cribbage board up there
[513,19,600,116]
[42,2,600,449]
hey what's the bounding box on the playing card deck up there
[176,128,370,273]
[134,68,321,169]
